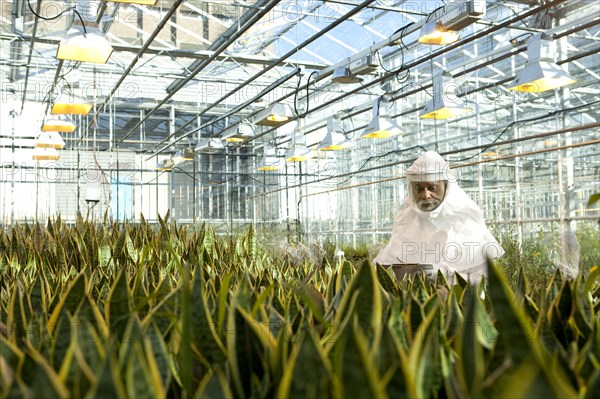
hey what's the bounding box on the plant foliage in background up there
[0,214,599,398]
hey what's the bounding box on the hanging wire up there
[27,0,88,33]
[425,6,445,22]
[379,22,413,84]
[59,61,82,81]
[294,99,600,189]
[293,70,319,118]
[336,144,427,186]
[387,80,431,100]
[452,100,600,162]
[509,32,534,46]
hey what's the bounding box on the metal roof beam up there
[0,33,328,69]
[148,0,380,159]
[165,0,276,93]
[116,0,283,147]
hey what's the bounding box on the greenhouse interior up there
[1,0,599,398]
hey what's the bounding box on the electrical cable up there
[509,32,534,46]
[451,99,600,162]
[314,99,600,188]
[378,22,413,85]
[336,144,427,186]
[505,4,529,28]
[294,70,319,119]
[27,0,88,34]
[59,61,82,81]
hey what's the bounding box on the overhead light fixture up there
[108,0,158,5]
[360,97,402,139]
[482,151,499,159]
[285,120,316,162]
[35,132,65,150]
[419,70,472,120]
[331,67,363,84]
[155,159,174,171]
[195,138,225,154]
[417,1,484,45]
[533,138,559,151]
[253,103,294,127]
[508,33,576,93]
[349,54,379,75]
[256,145,282,171]
[222,122,255,143]
[172,148,195,164]
[57,21,113,64]
[42,115,77,133]
[32,147,60,161]
[50,85,92,115]
[318,116,353,150]
[418,22,459,45]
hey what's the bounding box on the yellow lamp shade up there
[360,116,402,139]
[155,159,174,171]
[57,24,113,64]
[32,148,60,161]
[285,146,316,162]
[222,123,255,142]
[419,106,472,120]
[51,102,92,115]
[508,71,576,93]
[319,143,352,151]
[257,157,282,170]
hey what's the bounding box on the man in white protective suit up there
[374,151,504,284]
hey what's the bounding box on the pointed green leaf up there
[106,271,131,341]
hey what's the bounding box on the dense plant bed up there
[1,215,599,398]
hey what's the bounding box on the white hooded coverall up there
[374,152,504,284]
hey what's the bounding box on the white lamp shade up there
[257,156,282,170]
[331,67,363,84]
[35,132,65,149]
[285,144,316,162]
[318,131,353,150]
[42,115,76,132]
[508,33,575,93]
[155,159,174,171]
[222,123,255,142]
[508,61,575,93]
[419,71,472,120]
[319,117,353,150]
[360,116,402,139]
[253,103,294,127]
[195,138,225,154]
[173,148,195,164]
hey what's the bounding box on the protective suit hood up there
[405,151,454,182]
[375,151,504,284]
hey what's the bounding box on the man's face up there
[412,181,447,212]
